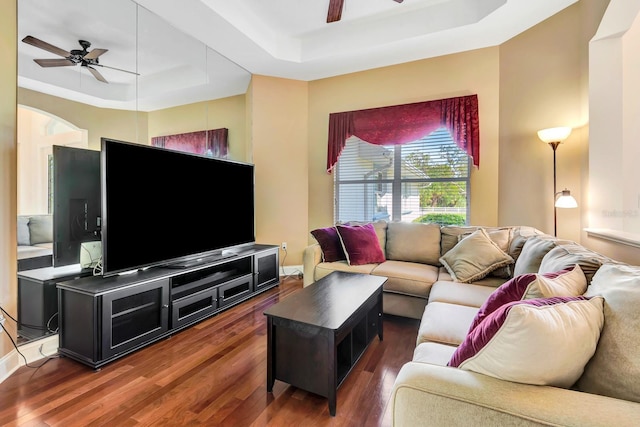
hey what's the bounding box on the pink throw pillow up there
[336,223,385,266]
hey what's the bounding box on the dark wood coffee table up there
[264,271,386,416]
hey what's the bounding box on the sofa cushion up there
[28,214,52,246]
[437,267,507,288]
[576,263,640,403]
[416,302,479,346]
[413,342,457,366]
[372,260,438,298]
[467,265,587,333]
[18,216,30,246]
[310,226,346,262]
[512,235,567,277]
[439,229,514,283]
[386,222,441,265]
[538,243,611,285]
[440,225,481,256]
[428,281,500,308]
[508,226,542,262]
[449,296,605,388]
[336,223,386,265]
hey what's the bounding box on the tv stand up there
[57,244,279,369]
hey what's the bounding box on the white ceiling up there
[18,0,578,111]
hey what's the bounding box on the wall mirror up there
[15,0,251,344]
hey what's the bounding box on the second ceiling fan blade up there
[86,66,108,83]
[22,35,71,58]
[327,0,344,23]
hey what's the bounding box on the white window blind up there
[334,127,470,225]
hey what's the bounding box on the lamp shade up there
[555,189,578,208]
[538,127,572,143]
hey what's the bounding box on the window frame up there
[333,131,471,224]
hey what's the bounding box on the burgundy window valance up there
[151,128,229,158]
[327,94,479,173]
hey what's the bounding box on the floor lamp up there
[537,127,578,236]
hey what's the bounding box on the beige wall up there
[0,0,17,360]
[498,1,607,243]
[18,88,147,150]
[147,95,247,161]
[307,47,501,237]
[249,75,309,265]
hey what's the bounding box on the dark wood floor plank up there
[0,278,419,426]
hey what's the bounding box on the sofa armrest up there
[302,244,322,287]
[391,362,640,427]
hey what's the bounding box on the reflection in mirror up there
[15,0,251,345]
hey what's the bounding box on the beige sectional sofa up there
[303,221,540,319]
[303,222,640,426]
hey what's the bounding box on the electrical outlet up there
[281,242,287,251]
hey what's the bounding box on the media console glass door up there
[100,279,170,359]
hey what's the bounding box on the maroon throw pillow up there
[467,268,571,333]
[336,223,385,266]
[310,226,346,262]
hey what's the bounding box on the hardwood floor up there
[0,277,420,426]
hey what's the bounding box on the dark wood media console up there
[57,244,279,369]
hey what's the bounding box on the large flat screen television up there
[100,138,255,276]
[53,146,101,267]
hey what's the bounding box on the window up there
[334,127,470,225]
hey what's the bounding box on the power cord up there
[92,257,103,276]
[0,305,60,369]
[0,305,57,333]
[279,247,304,282]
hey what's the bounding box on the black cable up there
[0,321,59,369]
[0,305,53,331]
[0,305,17,323]
[46,312,59,333]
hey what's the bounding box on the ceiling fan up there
[327,0,404,23]
[22,35,139,84]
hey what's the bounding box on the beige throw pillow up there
[439,229,514,283]
[458,228,513,278]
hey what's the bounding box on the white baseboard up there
[0,334,59,383]
[280,265,303,277]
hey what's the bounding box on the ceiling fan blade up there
[93,63,140,76]
[393,0,404,3]
[83,48,108,60]
[327,0,344,23]
[34,58,75,67]
[22,35,71,58]
[86,66,108,83]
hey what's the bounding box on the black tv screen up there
[101,138,255,276]
[53,146,101,267]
